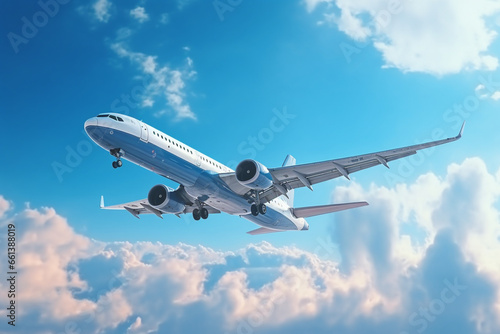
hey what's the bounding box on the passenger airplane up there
[84,113,464,235]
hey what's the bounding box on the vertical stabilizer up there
[281,155,295,207]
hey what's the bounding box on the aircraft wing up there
[221,123,464,203]
[100,196,221,219]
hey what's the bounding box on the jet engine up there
[235,159,273,190]
[147,185,186,213]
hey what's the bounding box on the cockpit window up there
[97,114,123,122]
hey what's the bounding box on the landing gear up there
[193,207,209,220]
[250,190,267,216]
[110,148,124,169]
[200,208,209,219]
[251,204,259,216]
[112,160,123,169]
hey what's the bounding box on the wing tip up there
[100,196,104,209]
[457,121,465,139]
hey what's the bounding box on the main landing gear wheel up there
[251,204,259,216]
[258,203,267,215]
[200,208,209,219]
[193,209,201,221]
[251,203,267,216]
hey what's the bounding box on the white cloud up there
[111,43,197,120]
[95,289,132,329]
[310,0,500,75]
[130,6,149,23]
[0,195,10,218]
[116,27,133,41]
[127,316,142,332]
[93,0,112,23]
[304,0,333,13]
[2,157,500,333]
[0,206,96,325]
[160,13,170,25]
[476,83,500,100]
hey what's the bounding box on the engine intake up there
[235,159,273,190]
[147,185,186,214]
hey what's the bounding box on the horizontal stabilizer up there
[247,227,285,235]
[292,201,368,218]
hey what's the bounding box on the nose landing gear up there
[110,148,124,169]
[112,160,123,169]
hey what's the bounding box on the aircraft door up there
[195,152,202,167]
[139,122,149,142]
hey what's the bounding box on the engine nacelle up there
[147,185,186,214]
[235,159,273,190]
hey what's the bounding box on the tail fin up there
[281,155,295,207]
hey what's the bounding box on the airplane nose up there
[84,117,98,129]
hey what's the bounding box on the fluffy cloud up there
[111,43,197,120]
[1,157,500,333]
[476,83,500,100]
[0,195,10,218]
[130,7,149,23]
[93,0,112,23]
[307,0,500,75]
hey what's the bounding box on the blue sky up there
[2,0,500,333]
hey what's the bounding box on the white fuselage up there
[84,113,309,231]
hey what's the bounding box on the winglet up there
[100,196,104,209]
[457,121,465,139]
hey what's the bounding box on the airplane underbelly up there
[242,209,298,230]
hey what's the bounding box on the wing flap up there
[292,201,369,218]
